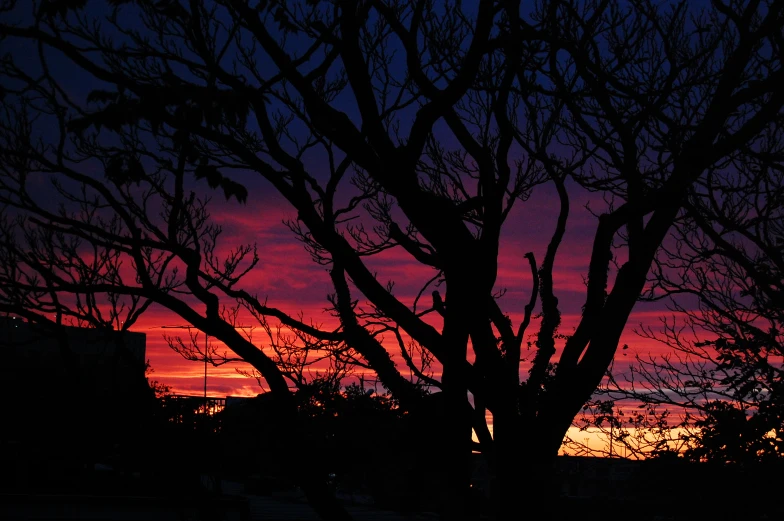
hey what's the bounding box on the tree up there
[578,82,784,463]
[1,0,782,519]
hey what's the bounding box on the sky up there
[0,0,708,443]
[130,176,680,399]
[124,175,687,456]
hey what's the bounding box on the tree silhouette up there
[1,0,783,519]
[580,114,784,463]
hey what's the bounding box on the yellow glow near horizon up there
[470,425,693,458]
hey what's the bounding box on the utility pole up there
[159,324,254,401]
[609,409,614,458]
[161,325,208,399]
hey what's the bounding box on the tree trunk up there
[436,377,474,520]
[435,280,476,519]
[494,440,527,519]
[520,454,558,521]
[494,413,560,521]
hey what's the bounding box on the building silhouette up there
[0,316,145,382]
[0,316,150,492]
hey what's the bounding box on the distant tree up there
[218,379,417,503]
[1,1,783,519]
[145,360,172,399]
[578,342,782,464]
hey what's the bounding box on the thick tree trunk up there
[521,455,558,521]
[493,440,527,519]
[435,279,477,520]
[493,413,560,521]
[436,377,474,520]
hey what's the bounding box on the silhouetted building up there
[0,317,150,491]
[0,316,145,387]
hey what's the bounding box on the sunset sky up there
[3,0,699,431]
[3,5,782,519]
[0,3,692,391]
[131,176,678,399]
[121,174,685,457]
